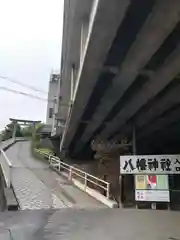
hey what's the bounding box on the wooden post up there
[132,125,137,155]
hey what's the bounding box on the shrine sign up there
[120,155,180,174]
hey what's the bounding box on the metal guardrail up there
[0,138,16,188]
[0,138,15,188]
[35,149,110,199]
[0,150,12,188]
[0,137,25,188]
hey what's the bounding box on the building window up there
[51,74,59,82]
[49,108,53,118]
[56,119,65,128]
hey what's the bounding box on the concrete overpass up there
[57,0,180,158]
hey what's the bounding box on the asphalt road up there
[0,208,180,239]
[1,141,180,239]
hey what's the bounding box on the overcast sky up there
[0,0,64,130]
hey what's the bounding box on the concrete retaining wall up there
[55,170,118,208]
[0,166,7,211]
[0,138,20,211]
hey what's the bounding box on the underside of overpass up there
[63,0,180,159]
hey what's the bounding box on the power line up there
[0,86,70,106]
[0,75,48,94]
[0,86,50,102]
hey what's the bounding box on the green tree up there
[21,125,33,137]
[2,121,22,141]
[31,122,44,149]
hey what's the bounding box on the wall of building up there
[57,71,71,122]
[46,75,59,126]
[56,0,93,151]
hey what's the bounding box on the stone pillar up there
[32,123,36,140]
[91,138,130,202]
[12,122,17,139]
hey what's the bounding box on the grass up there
[31,144,55,163]
[37,148,55,156]
[30,129,55,162]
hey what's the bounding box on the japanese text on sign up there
[120,155,180,174]
[135,190,170,202]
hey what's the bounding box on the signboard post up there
[120,155,173,207]
[134,175,170,203]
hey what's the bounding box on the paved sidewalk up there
[5,141,104,210]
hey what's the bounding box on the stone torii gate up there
[9,118,41,139]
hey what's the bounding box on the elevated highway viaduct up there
[59,0,180,158]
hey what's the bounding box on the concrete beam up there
[137,105,180,140]
[100,45,180,139]
[113,80,180,141]
[135,82,180,130]
[140,120,180,151]
[101,66,119,75]
[74,0,180,153]
[63,0,131,149]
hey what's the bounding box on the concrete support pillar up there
[12,122,17,140]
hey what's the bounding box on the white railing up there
[35,149,110,199]
[0,150,12,188]
[0,137,18,188]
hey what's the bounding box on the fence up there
[0,150,12,188]
[0,137,26,188]
[35,149,110,199]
